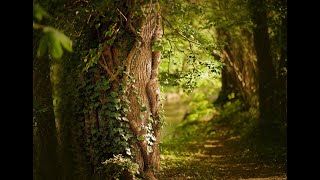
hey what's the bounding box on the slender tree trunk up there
[278,15,287,125]
[33,56,59,180]
[53,60,79,179]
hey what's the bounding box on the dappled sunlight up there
[204,143,223,148]
[159,89,286,180]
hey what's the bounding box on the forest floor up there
[157,94,287,180]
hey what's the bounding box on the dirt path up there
[158,134,287,180]
[158,93,287,179]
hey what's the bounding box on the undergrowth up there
[162,97,287,165]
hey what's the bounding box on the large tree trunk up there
[125,21,162,179]
[81,1,162,179]
[118,3,162,179]
[33,56,59,180]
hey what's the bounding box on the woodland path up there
[157,93,287,180]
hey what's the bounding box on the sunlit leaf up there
[137,135,144,141]
[37,34,48,57]
[41,26,73,59]
[33,3,49,21]
[121,117,129,122]
[48,31,63,59]
[58,32,73,52]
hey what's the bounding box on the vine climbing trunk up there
[81,1,162,179]
[121,2,162,179]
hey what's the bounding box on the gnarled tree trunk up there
[119,3,162,178]
[81,1,162,179]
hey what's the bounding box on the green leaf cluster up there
[37,27,73,59]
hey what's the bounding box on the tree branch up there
[99,54,113,77]
[161,15,201,45]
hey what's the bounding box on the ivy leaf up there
[137,135,144,141]
[127,133,133,140]
[126,148,132,156]
[110,92,117,98]
[115,104,121,110]
[112,112,121,120]
[141,106,147,112]
[121,117,129,122]
[123,108,129,113]
[150,134,156,141]
[114,98,120,104]
[118,128,123,133]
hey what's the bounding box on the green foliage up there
[33,3,73,59]
[159,0,224,92]
[101,154,140,179]
[180,77,220,124]
[77,67,135,171]
[152,40,164,52]
[82,45,103,72]
[37,26,73,59]
[33,3,49,21]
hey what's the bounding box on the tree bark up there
[250,0,277,127]
[123,3,162,178]
[81,1,162,179]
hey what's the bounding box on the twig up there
[99,54,113,77]
[86,9,93,24]
[117,8,127,21]
[163,33,173,74]
[161,15,201,45]
[188,42,197,70]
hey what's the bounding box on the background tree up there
[249,0,287,143]
[205,0,258,108]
